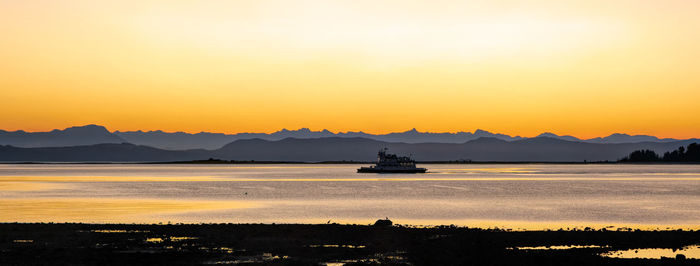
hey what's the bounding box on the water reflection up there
[4,175,700,183]
[0,175,219,182]
[601,245,700,259]
[0,181,66,191]
[509,245,608,250]
[1,164,699,228]
[308,244,366,249]
[92,229,149,233]
[0,198,259,223]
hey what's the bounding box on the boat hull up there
[357,167,427,173]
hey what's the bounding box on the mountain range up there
[0,125,696,162]
[0,125,690,150]
[0,125,127,148]
[0,136,696,162]
[112,128,525,150]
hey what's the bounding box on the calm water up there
[1,164,699,229]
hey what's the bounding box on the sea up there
[1,164,698,230]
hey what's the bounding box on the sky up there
[1,0,699,138]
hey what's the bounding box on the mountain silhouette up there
[114,127,692,150]
[536,132,581,142]
[585,133,678,144]
[113,127,525,149]
[0,143,205,162]
[0,125,694,150]
[0,125,126,148]
[1,136,697,162]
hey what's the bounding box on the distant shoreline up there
[147,159,700,165]
[3,159,700,165]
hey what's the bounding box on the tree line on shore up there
[619,142,700,162]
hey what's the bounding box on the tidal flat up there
[1,223,698,265]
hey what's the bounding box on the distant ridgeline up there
[1,125,700,162]
[1,124,695,150]
[619,143,700,162]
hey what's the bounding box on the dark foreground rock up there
[373,219,393,227]
[0,223,698,265]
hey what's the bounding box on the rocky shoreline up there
[1,223,698,265]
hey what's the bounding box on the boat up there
[357,148,427,173]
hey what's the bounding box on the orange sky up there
[1,0,699,138]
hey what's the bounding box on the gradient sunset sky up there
[1,0,699,138]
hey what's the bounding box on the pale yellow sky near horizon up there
[1,0,699,138]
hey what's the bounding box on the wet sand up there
[1,223,698,265]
